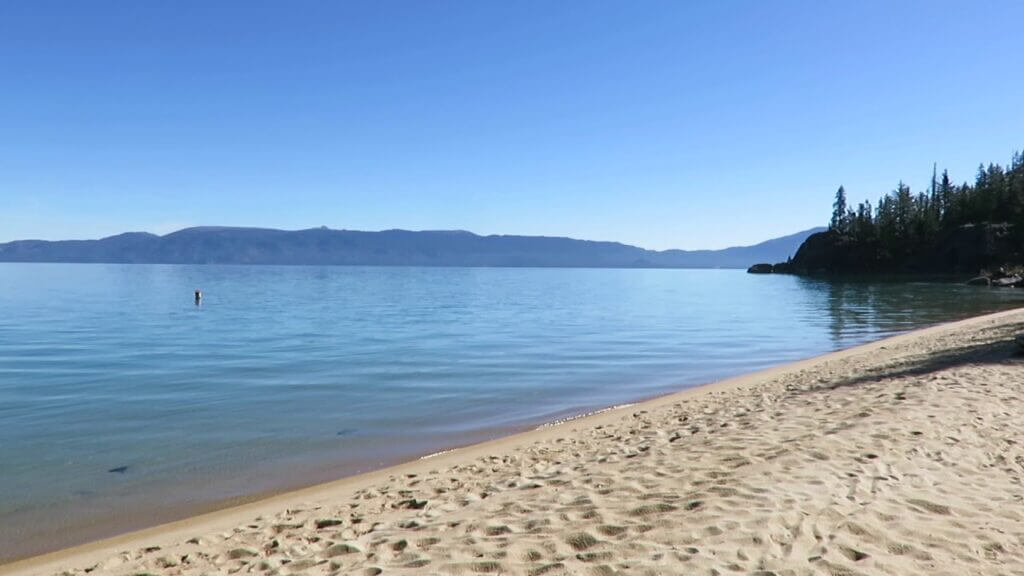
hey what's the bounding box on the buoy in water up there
[194,290,202,306]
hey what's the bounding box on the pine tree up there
[894,181,913,241]
[831,186,848,234]
[853,200,874,242]
[815,149,1024,272]
[939,170,955,226]
[987,163,1008,220]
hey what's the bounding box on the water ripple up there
[0,264,1020,548]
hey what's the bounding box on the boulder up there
[747,263,774,274]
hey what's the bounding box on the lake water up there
[1,264,1021,561]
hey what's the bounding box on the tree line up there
[826,150,1024,270]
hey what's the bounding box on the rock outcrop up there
[771,223,1022,276]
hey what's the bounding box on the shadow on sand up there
[809,320,1024,393]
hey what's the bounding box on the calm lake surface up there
[1,264,1021,560]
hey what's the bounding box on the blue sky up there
[2,1,1022,250]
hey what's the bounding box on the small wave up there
[419,447,459,460]
[536,403,636,429]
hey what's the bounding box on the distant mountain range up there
[0,226,824,268]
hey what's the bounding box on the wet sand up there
[3,308,1024,576]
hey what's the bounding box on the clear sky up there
[2,1,1022,250]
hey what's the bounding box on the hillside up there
[778,223,1021,275]
[756,150,1024,276]
[0,227,823,268]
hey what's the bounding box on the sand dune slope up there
[6,310,1024,576]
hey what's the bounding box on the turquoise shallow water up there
[0,264,1021,560]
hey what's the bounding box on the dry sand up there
[4,308,1024,576]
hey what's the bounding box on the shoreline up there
[4,306,1024,575]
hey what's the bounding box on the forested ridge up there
[779,150,1024,274]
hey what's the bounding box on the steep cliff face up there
[776,223,1022,275]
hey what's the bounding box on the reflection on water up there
[804,276,1021,349]
[0,264,1020,560]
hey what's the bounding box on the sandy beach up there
[4,308,1024,576]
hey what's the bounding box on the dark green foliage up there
[830,185,848,233]
[800,149,1024,274]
